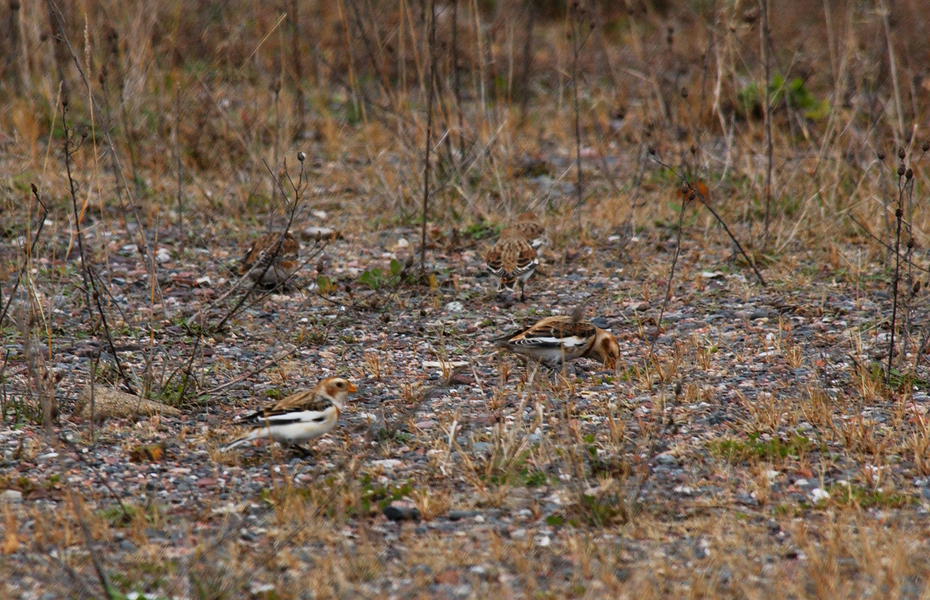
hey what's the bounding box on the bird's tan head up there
[320,377,358,406]
[592,329,620,369]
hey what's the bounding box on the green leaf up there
[545,514,564,527]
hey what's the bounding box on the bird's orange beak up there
[347,382,358,393]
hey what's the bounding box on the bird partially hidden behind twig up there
[495,306,619,371]
[238,231,301,285]
[222,377,357,457]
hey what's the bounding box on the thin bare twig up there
[569,3,594,218]
[651,153,766,287]
[61,100,134,392]
[202,346,302,397]
[420,0,437,276]
[651,192,689,352]
[211,158,305,332]
[176,83,184,242]
[71,492,117,600]
[0,184,49,333]
[759,0,774,249]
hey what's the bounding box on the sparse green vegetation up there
[710,434,813,464]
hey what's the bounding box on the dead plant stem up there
[760,0,774,249]
[420,0,437,276]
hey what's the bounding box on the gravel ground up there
[3,214,930,599]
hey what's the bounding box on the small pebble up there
[383,505,421,522]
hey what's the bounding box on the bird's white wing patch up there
[519,335,588,348]
[264,409,330,424]
[514,259,539,275]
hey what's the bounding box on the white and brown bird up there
[511,211,547,249]
[238,231,300,285]
[222,377,357,456]
[485,227,539,301]
[496,309,619,370]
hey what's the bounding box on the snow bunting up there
[485,227,538,301]
[512,212,547,249]
[238,231,300,285]
[496,311,619,369]
[222,377,357,456]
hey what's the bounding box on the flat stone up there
[1,490,23,503]
[655,453,679,467]
[448,510,479,521]
[383,505,421,522]
[471,442,492,455]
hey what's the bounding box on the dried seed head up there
[680,183,690,195]
[907,168,914,179]
[690,144,697,155]
[898,165,906,177]
[878,150,886,160]
[648,146,657,156]
[688,190,697,201]
[898,147,906,159]
[31,183,37,194]
[924,141,930,152]
[907,237,915,249]
[896,208,904,218]
[297,151,306,162]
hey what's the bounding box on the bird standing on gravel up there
[238,231,301,285]
[222,377,357,456]
[485,226,539,302]
[495,308,619,370]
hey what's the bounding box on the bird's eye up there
[336,381,344,387]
